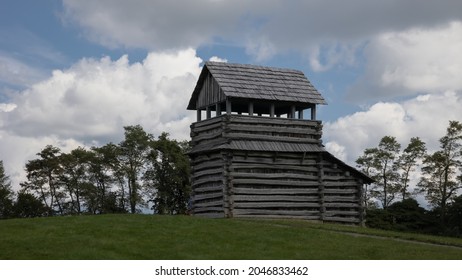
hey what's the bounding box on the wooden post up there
[290,105,296,119]
[216,103,221,116]
[206,106,212,119]
[311,105,317,120]
[270,104,275,117]
[298,109,304,120]
[318,153,325,222]
[196,109,202,122]
[248,102,254,116]
[226,99,232,115]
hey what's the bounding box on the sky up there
[1,0,462,195]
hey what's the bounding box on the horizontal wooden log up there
[232,208,320,216]
[194,200,223,208]
[233,195,320,202]
[323,189,358,194]
[226,123,321,137]
[233,214,321,220]
[323,196,359,202]
[193,167,224,179]
[193,192,223,202]
[191,115,223,128]
[227,115,321,128]
[233,187,319,195]
[194,184,224,193]
[192,160,223,172]
[232,157,317,166]
[225,132,321,144]
[233,202,320,208]
[230,164,318,173]
[233,178,320,187]
[324,203,360,208]
[324,181,360,187]
[192,176,224,187]
[192,130,223,142]
[230,172,318,181]
[324,210,360,217]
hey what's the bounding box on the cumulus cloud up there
[62,0,462,70]
[349,21,462,101]
[0,48,203,189]
[324,91,462,164]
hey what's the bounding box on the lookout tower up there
[187,62,372,224]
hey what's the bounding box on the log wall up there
[189,114,364,224]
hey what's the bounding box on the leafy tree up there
[356,148,379,209]
[446,195,462,237]
[119,125,153,213]
[0,160,14,219]
[13,190,49,218]
[418,121,462,225]
[22,145,64,215]
[59,147,93,214]
[88,143,123,213]
[145,133,191,214]
[396,137,426,200]
[356,136,401,209]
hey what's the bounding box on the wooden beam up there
[290,105,296,119]
[311,105,317,120]
[206,106,212,119]
[196,109,202,122]
[248,102,254,116]
[270,104,275,117]
[216,103,221,116]
[226,99,232,115]
[298,109,304,120]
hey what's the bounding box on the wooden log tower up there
[187,62,372,224]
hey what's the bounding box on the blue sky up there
[1,0,462,191]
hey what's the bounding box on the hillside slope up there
[1,214,461,259]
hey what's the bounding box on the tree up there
[118,125,153,213]
[356,148,379,209]
[0,160,14,219]
[418,121,462,225]
[145,133,191,214]
[22,145,64,215]
[13,191,49,218]
[356,136,401,209]
[59,147,92,214]
[396,137,426,200]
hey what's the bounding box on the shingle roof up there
[187,62,326,110]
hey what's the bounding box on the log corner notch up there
[187,62,373,225]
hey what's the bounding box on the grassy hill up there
[1,214,462,259]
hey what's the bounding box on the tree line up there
[356,120,462,236]
[0,125,191,218]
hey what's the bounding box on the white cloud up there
[0,48,203,190]
[209,56,228,63]
[324,91,462,165]
[0,54,46,87]
[349,21,462,100]
[62,0,462,70]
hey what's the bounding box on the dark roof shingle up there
[187,62,326,110]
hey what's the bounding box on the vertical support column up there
[311,104,317,120]
[226,99,232,115]
[317,153,325,222]
[290,105,296,119]
[206,106,212,119]
[357,179,365,227]
[270,104,275,118]
[248,102,254,116]
[196,109,202,122]
[298,109,304,120]
[216,103,221,116]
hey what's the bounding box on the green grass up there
[1,214,461,259]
